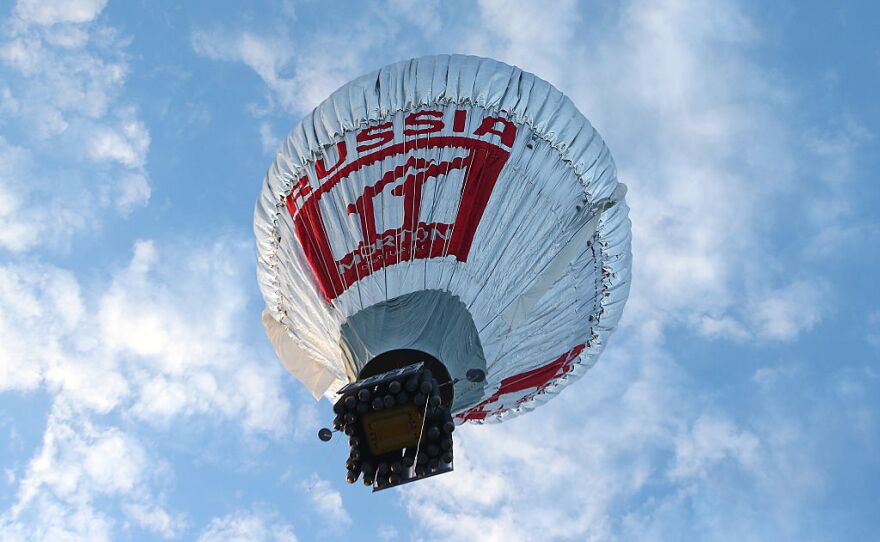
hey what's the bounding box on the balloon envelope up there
[255,54,631,423]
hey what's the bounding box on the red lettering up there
[453,109,467,132]
[404,110,444,136]
[473,116,517,148]
[291,136,510,301]
[288,175,311,200]
[356,122,393,152]
[315,141,347,179]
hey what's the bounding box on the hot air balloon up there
[255,54,631,490]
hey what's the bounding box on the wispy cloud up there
[749,280,829,341]
[197,508,297,542]
[0,0,150,252]
[13,0,108,26]
[0,235,295,538]
[191,29,300,112]
[190,3,422,117]
[301,474,351,529]
[0,237,292,433]
[0,404,184,541]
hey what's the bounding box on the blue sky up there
[1,0,878,540]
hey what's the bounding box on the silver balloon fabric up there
[255,54,631,424]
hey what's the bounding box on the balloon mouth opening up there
[358,349,454,407]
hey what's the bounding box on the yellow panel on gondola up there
[361,405,423,455]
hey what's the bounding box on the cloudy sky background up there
[1,0,878,540]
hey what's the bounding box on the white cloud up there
[378,524,398,541]
[1,498,114,542]
[463,0,581,87]
[801,121,874,260]
[0,85,20,113]
[113,172,152,214]
[669,415,759,480]
[696,278,829,342]
[0,234,297,539]
[191,6,404,116]
[385,0,441,34]
[0,405,181,541]
[122,501,187,539]
[0,261,87,392]
[197,509,297,542]
[87,116,150,168]
[695,314,750,341]
[260,121,280,155]
[0,139,42,252]
[192,30,300,112]
[97,239,291,434]
[301,474,351,528]
[11,236,292,433]
[0,3,150,253]
[0,257,133,413]
[44,24,90,49]
[0,25,128,122]
[752,365,800,388]
[0,236,294,433]
[750,280,828,341]
[14,0,108,26]
[587,0,779,337]
[0,133,148,251]
[291,399,320,442]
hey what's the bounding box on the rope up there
[412,393,431,476]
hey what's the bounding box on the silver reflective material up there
[255,54,632,423]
